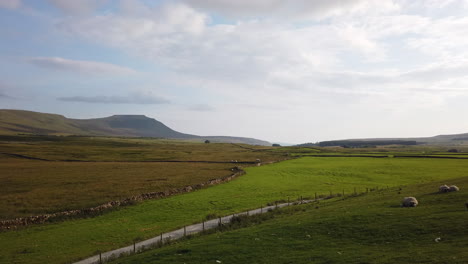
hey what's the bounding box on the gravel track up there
[73,200,312,264]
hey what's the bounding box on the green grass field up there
[109,176,468,264]
[1,157,468,263]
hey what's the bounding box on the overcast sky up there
[1,0,468,143]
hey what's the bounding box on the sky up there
[1,0,468,144]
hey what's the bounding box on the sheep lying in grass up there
[402,197,418,207]
[439,185,450,193]
[439,184,460,193]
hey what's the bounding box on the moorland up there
[0,135,281,220]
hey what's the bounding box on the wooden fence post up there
[133,242,136,253]
[202,221,205,231]
[99,252,102,264]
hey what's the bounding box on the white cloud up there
[0,0,21,9]
[47,0,108,15]
[184,0,399,20]
[0,83,18,100]
[27,57,137,75]
[411,0,468,9]
[56,2,209,76]
[54,1,468,106]
[0,91,11,98]
[337,25,387,61]
[187,104,215,111]
[406,17,468,59]
[10,0,468,142]
[57,2,390,87]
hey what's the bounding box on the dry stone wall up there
[1,167,245,231]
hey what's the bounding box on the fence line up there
[73,198,312,264]
[73,186,388,264]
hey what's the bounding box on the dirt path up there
[73,200,313,264]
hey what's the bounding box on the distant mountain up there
[74,115,194,139]
[298,133,468,147]
[411,133,468,144]
[0,109,270,145]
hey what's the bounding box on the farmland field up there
[0,135,283,162]
[0,157,235,219]
[4,2,468,264]
[110,176,468,264]
[1,156,468,263]
[0,135,288,219]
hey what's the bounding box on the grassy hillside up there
[0,110,270,145]
[110,177,468,264]
[307,133,468,147]
[1,157,468,264]
[73,115,193,138]
[0,109,88,135]
[0,109,184,137]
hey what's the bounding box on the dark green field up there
[110,177,468,264]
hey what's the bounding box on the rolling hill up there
[298,134,468,147]
[0,109,270,145]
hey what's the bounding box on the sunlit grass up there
[1,157,468,263]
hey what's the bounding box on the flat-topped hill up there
[0,109,270,145]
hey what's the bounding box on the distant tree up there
[447,148,458,153]
[272,143,281,147]
[204,140,210,144]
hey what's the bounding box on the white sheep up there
[448,185,460,192]
[402,197,418,207]
[439,185,450,193]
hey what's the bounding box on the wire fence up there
[73,186,391,264]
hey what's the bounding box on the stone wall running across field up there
[0,167,246,231]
